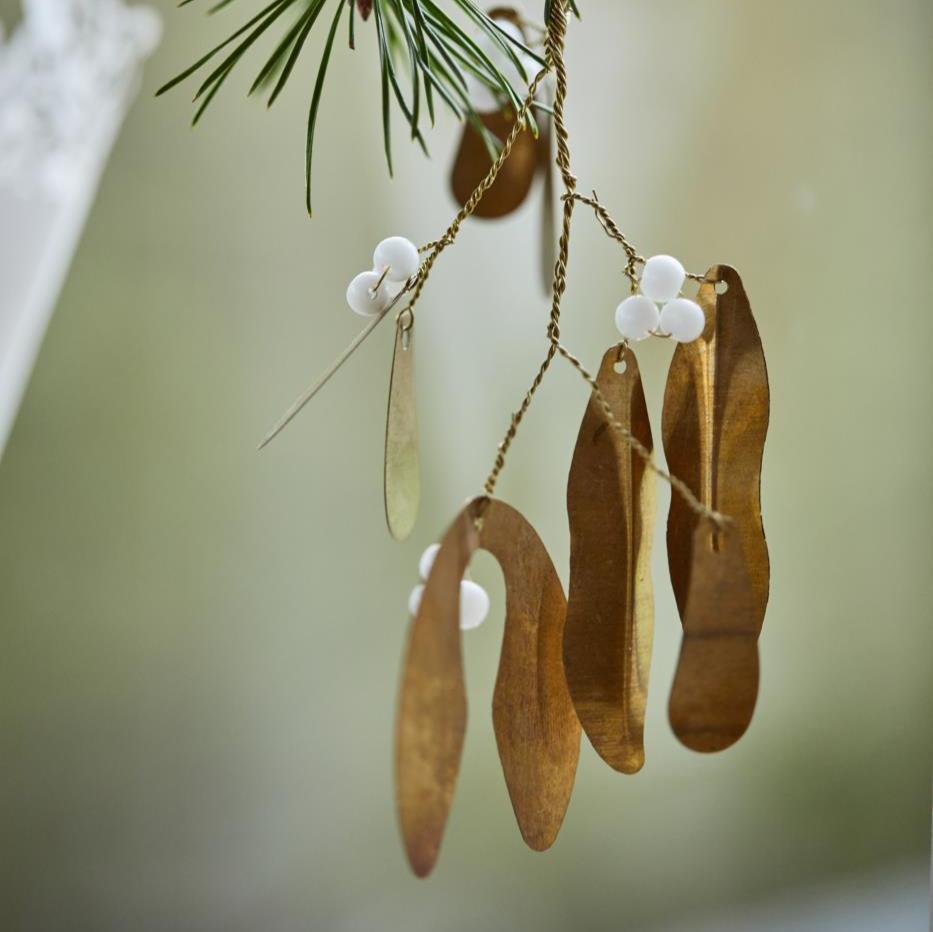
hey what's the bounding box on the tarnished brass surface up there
[395,502,480,878]
[662,265,770,750]
[668,524,759,752]
[662,264,770,620]
[395,497,580,876]
[449,8,542,219]
[482,498,581,850]
[563,348,655,774]
[450,109,539,218]
[384,321,420,541]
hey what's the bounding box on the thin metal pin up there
[257,279,415,451]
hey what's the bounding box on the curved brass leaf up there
[662,264,770,750]
[563,347,655,774]
[482,499,581,850]
[668,524,759,752]
[395,502,480,878]
[450,110,539,218]
[449,8,541,220]
[395,497,580,875]
[384,320,420,541]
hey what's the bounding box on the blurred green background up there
[1,1,931,929]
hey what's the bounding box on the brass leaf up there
[482,498,581,850]
[564,347,656,774]
[662,264,770,750]
[449,9,543,220]
[384,321,420,541]
[395,497,580,876]
[395,502,480,877]
[668,524,759,752]
[450,110,539,218]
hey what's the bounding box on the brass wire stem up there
[481,1,725,527]
[554,342,727,526]
[406,64,551,315]
[571,191,710,287]
[259,66,552,451]
[260,1,726,527]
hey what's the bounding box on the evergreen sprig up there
[157,0,551,214]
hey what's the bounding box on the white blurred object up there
[465,18,535,113]
[0,0,160,458]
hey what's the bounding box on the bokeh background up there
[1,1,931,929]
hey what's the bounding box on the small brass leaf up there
[450,110,539,218]
[564,347,656,774]
[449,9,542,219]
[384,320,420,541]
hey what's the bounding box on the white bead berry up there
[407,576,490,630]
[615,294,660,341]
[346,270,391,317]
[418,543,440,582]
[373,236,419,283]
[459,580,490,630]
[408,583,425,617]
[660,298,706,343]
[640,255,686,303]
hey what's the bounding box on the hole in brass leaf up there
[715,280,729,295]
[614,359,628,374]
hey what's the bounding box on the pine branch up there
[157,0,553,214]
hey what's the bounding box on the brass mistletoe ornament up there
[162,1,770,880]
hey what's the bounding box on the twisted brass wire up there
[406,66,551,314]
[554,342,727,525]
[262,0,726,528]
[479,0,725,527]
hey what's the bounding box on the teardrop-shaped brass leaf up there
[449,9,540,219]
[564,347,655,774]
[450,109,539,218]
[662,264,770,751]
[662,264,770,621]
[395,502,481,878]
[481,498,581,850]
[384,319,420,541]
[668,524,759,752]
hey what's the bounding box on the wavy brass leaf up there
[662,264,770,750]
[564,347,655,774]
[668,524,759,752]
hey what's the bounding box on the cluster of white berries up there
[615,255,706,344]
[408,544,491,631]
[346,236,421,317]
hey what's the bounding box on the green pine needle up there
[159,0,567,212]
